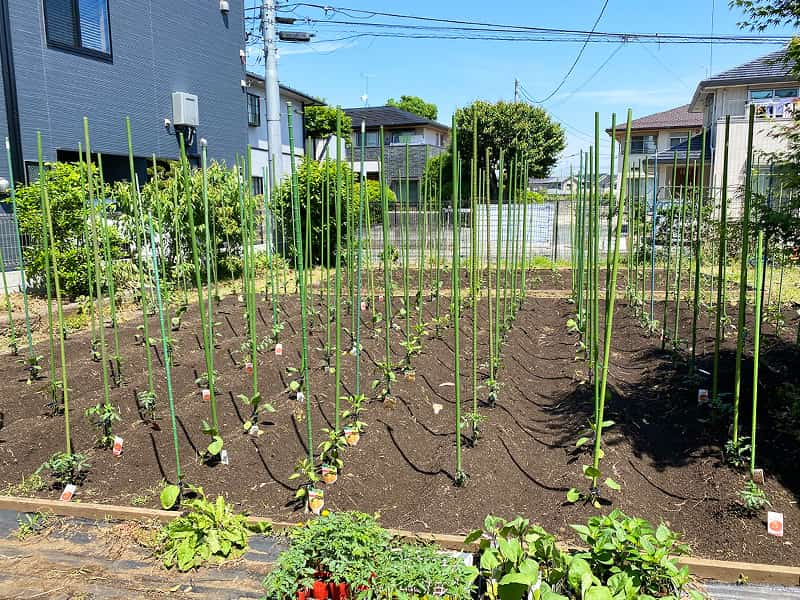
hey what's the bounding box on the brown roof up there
[610,104,703,133]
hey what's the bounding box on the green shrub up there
[35,452,90,487]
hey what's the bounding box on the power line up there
[527,0,611,103]
[549,42,626,107]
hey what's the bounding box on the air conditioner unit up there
[172,92,199,127]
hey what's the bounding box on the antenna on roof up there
[360,73,375,107]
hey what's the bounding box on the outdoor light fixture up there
[219,0,230,14]
[0,178,9,194]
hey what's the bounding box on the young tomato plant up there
[36,452,90,487]
[288,457,319,504]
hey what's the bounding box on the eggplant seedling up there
[85,402,121,449]
[36,452,90,487]
[21,354,43,383]
[137,390,157,424]
[238,392,275,432]
[288,457,319,503]
[200,420,224,461]
[170,304,188,331]
[195,370,219,389]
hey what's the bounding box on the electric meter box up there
[172,92,199,127]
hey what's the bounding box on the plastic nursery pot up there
[343,427,360,447]
[307,488,324,515]
[320,464,338,485]
[330,582,349,600]
[312,580,329,599]
[296,590,308,600]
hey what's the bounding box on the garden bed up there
[0,288,798,566]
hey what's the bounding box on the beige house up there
[688,48,799,200]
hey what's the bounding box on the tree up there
[455,100,565,181]
[387,95,438,120]
[731,0,800,245]
[304,105,352,139]
[274,157,395,265]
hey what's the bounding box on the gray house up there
[0,0,247,184]
[343,106,450,206]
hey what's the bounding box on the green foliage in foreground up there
[263,511,478,598]
[155,487,269,571]
[466,511,704,600]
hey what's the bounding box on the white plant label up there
[768,511,784,537]
[697,389,709,405]
[245,361,253,375]
[201,388,211,401]
[112,436,124,457]
[220,449,229,465]
[60,484,76,502]
[297,391,305,403]
[432,403,443,415]
[275,343,283,356]
[248,424,260,436]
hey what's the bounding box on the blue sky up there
[247,0,797,176]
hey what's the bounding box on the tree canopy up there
[387,95,438,120]
[454,100,566,180]
[304,105,353,139]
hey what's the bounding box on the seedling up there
[15,512,53,541]
[461,412,486,447]
[85,402,121,449]
[36,452,90,487]
[170,304,188,331]
[200,420,224,462]
[21,354,43,383]
[724,437,752,469]
[738,480,770,514]
[318,428,346,472]
[238,392,275,432]
[195,370,219,389]
[289,457,319,503]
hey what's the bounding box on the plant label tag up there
[60,484,76,502]
[112,436,124,457]
[220,449,229,465]
[753,468,765,485]
[237,294,244,302]
[360,301,367,311]
[248,424,260,436]
[275,343,283,356]
[201,388,211,402]
[297,391,305,403]
[307,488,324,515]
[697,389,709,405]
[245,361,253,375]
[379,294,384,302]
[768,512,784,537]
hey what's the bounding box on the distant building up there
[245,73,320,193]
[343,106,450,205]
[530,174,609,196]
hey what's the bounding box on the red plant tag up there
[360,301,367,311]
[245,361,253,375]
[112,436,123,457]
[768,512,784,537]
[59,484,76,502]
[201,388,211,401]
[275,343,283,356]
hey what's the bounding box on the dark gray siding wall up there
[0,65,7,177]
[0,0,246,181]
[364,144,445,181]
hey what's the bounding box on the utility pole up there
[262,0,283,184]
[514,78,519,103]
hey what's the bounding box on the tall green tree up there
[304,105,353,139]
[387,95,438,120]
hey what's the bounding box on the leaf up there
[655,523,671,543]
[566,488,581,503]
[604,478,621,491]
[584,587,613,600]
[160,484,181,510]
[207,436,223,456]
[583,465,601,479]
[463,529,483,544]
[575,436,590,448]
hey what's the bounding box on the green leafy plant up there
[170,303,188,331]
[237,392,275,432]
[85,402,121,449]
[137,390,157,423]
[341,393,368,433]
[462,411,487,447]
[288,457,319,502]
[318,428,346,471]
[724,437,752,468]
[195,370,219,389]
[15,512,53,541]
[20,354,43,383]
[737,480,771,514]
[35,452,90,487]
[200,420,224,460]
[155,486,269,571]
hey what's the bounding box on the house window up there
[352,131,379,147]
[247,93,261,127]
[669,135,688,148]
[44,0,112,59]
[630,135,657,154]
[749,88,800,119]
[252,176,264,196]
